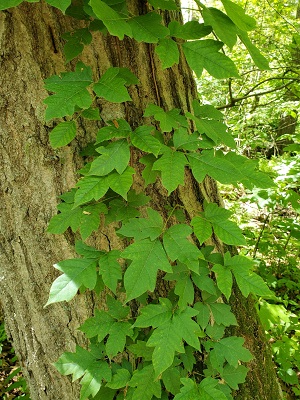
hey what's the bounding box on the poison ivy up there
[1,0,276,399]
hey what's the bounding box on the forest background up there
[0,0,300,399]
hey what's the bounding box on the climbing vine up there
[2,0,276,399]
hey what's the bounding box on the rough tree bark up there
[0,2,282,399]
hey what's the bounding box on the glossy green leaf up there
[63,28,92,62]
[128,12,169,43]
[238,30,270,70]
[222,364,248,390]
[0,0,23,10]
[129,365,161,400]
[89,0,132,39]
[147,308,200,376]
[54,345,111,400]
[211,264,233,301]
[144,105,188,132]
[163,224,201,272]
[123,239,172,302]
[44,63,93,119]
[173,128,201,151]
[202,7,237,49]
[209,303,237,327]
[134,298,173,328]
[189,152,240,185]
[46,0,71,12]
[94,68,134,103]
[153,149,187,194]
[155,38,179,68]
[174,273,194,308]
[130,125,162,156]
[174,378,200,399]
[45,258,98,305]
[221,0,256,31]
[99,250,122,294]
[194,302,210,329]
[118,208,163,240]
[198,377,228,400]
[107,369,131,389]
[81,107,101,120]
[211,337,253,367]
[191,215,212,244]
[148,0,178,10]
[108,166,135,199]
[74,176,109,207]
[182,40,240,79]
[88,139,130,176]
[169,21,212,40]
[140,154,159,185]
[49,121,76,148]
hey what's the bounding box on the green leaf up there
[194,302,210,329]
[153,149,187,194]
[123,239,172,302]
[79,203,103,240]
[94,68,135,103]
[88,139,130,176]
[74,176,109,207]
[174,273,194,309]
[99,250,122,294]
[179,346,196,372]
[182,40,240,79]
[81,107,101,120]
[162,367,181,395]
[211,264,233,301]
[147,308,200,376]
[192,271,217,295]
[209,303,237,327]
[47,202,82,234]
[163,224,202,272]
[144,104,188,132]
[128,340,154,361]
[238,30,270,70]
[198,378,228,400]
[185,113,235,148]
[49,121,77,148]
[96,119,131,143]
[46,0,71,12]
[107,369,131,389]
[169,21,212,40]
[118,208,163,240]
[130,125,162,156]
[134,298,173,328]
[204,203,246,246]
[148,0,178,10]
[140,154,159,185]
[173,128,201,151]
[231,267,272,297]
[105,321,133,358]
[211,337,253,367]
[155,38,179,68]
[45,258,97,305]
[54,346,111,399]
[202,7,237,49]
[191,215,212,244]
[222,364,248,390]
[79,304,132,358]
[108,166,135,199]
[63,28,92,62]
[189,152,241,185]
[129,365,161,400]
[128,12,169,43]
[0,0,23,10]
[89,0,132,40]
[44,63,93,119]
[221,0,256,31]
[174,378,200,399]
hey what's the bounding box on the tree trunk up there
[0,2,282,399]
